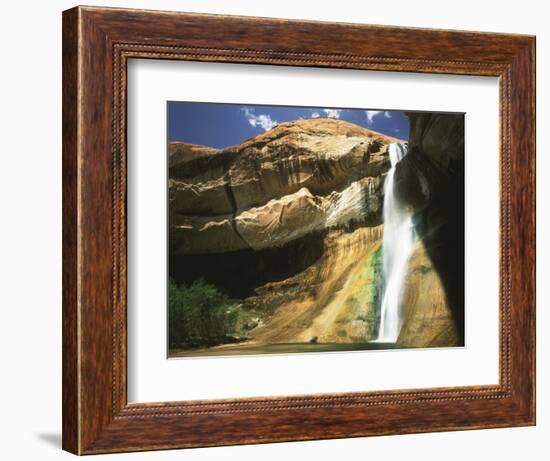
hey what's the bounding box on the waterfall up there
[373,142,416,343]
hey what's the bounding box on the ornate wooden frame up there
[62,5,536,455]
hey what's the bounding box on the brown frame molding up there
[62,5,535,455]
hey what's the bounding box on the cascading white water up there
[373,142,416,343]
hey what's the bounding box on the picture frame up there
[62,5,535,455]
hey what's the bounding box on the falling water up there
[373,142,416,343]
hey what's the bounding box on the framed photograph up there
[62,6,535,455]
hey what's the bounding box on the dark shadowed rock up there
[396,113,465,346]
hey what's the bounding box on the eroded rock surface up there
[396,113,465,346]
[397,241,460,347]
[170,118,396,255]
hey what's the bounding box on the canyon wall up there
[396,113,465,347]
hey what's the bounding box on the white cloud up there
[323,108,342,119]
[242,107,278,131]
[365,110,392,126]
[311,111,320,118]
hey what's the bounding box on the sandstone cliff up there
[170,118,397,255]
[396,113,465,347]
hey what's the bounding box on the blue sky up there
[168,102,410,148]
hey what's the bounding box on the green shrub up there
[169,279,240,349]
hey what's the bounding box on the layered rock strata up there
[170,118,395,256]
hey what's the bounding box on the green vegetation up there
[337,243,384,340]
[366,244,384,336]
[169,279,242,350]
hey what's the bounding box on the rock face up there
[169,115,464,349]
[396,113,465,347]
[170,118,396,255]
[245,226,384,344]
[398,241,460,347]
